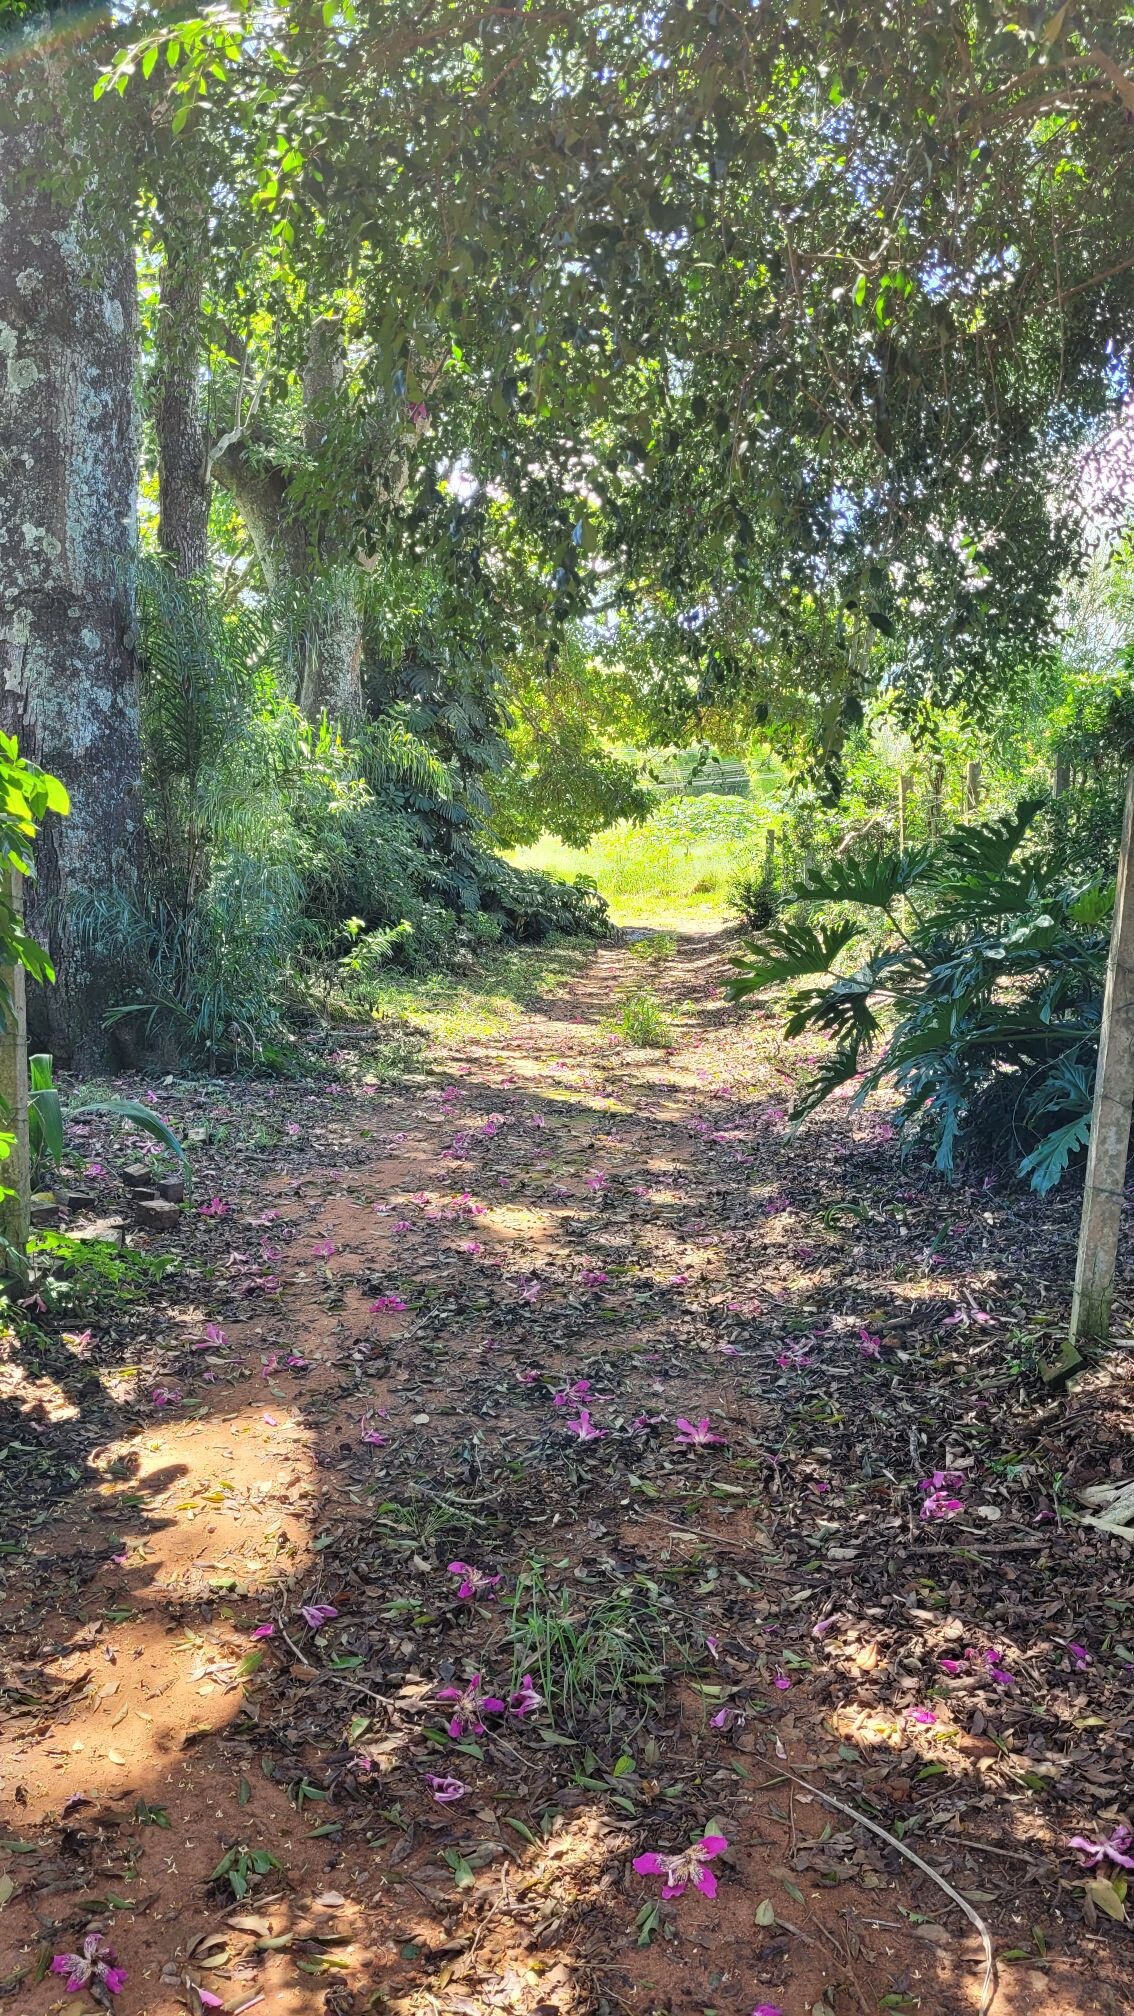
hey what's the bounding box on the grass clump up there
[508,1561,681,1730]
[614,989,672,1047]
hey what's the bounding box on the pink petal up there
[695,1866,718,1898]
[633,1852,665,1874]
[699,1834,728,1856]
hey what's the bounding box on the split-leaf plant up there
[729,804,1112,1191]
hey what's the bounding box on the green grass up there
[628,930,677,962]
[612,988,672,1047]
[361,937,596,1047]
[508,1561,683,1731]
[508,792,775,923]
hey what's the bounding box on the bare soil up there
[1,926,1132,2016]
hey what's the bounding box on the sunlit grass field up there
[508,791,776,924]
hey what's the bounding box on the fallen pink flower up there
[920,1490,964,1520]
[581,1268,609,1287]
[51,1933,126,1996]
[251,1623,275,1640]
[752,2006,786,2016]
[509,1672,544,1718]
[312,1237,335,1258]
[435,1673,506,1738]
[674,1416,726,1448]
[151,1385,181,1407]
[553,1378,592,1408]
[907,1707,937,1724]
[369,1294,408,1312]
[199,1196,231,1217]
[858,1328,882,1357]
[448,1561,503,1601]
[772,1671,792,1691]
[300,1603,339,1631]
[426,1773,468,1803]
[1067,1641,1092,1670]
[1068,1823,1134,1872]
[517,1368,540,1386]
[633,1832,728,1900]
[564,1408,607,1441]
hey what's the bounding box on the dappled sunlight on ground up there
[2,925,1132,2013]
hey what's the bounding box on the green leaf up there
[1018,1112,1092,1194]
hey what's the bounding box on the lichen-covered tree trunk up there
[154,208,209,578]
[0,76,143,1065]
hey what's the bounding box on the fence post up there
[964,760,982,815]
[1065,764,1134,1360]
[929,760,945,838]
[0,866,30,1275]
[898,774,912,851]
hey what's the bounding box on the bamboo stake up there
[0,865,30,1274]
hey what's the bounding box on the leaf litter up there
[0,927,1132,2015]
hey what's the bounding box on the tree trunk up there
[154,208,209,577]
[210,315,364,722]
[0,72,144,1066]
[296,566,364,722]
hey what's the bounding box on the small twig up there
[276,1624,401,1712]
[775,1769,998,2016]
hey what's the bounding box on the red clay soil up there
[1,926,1132,2016]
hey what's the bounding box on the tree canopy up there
[94,1,1134,767]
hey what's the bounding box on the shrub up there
[728,803,1109,1191]
[728,870,780,931]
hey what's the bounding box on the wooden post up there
[964,760,982,815]
[763,826,775,885]
[898,773,912,851]
[1067,765,1134,1355]
[929,760,945,838]
[0,867,30,1273]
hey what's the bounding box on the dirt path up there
[1,927,1132,2016]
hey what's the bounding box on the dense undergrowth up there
[81,566,608,1067]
